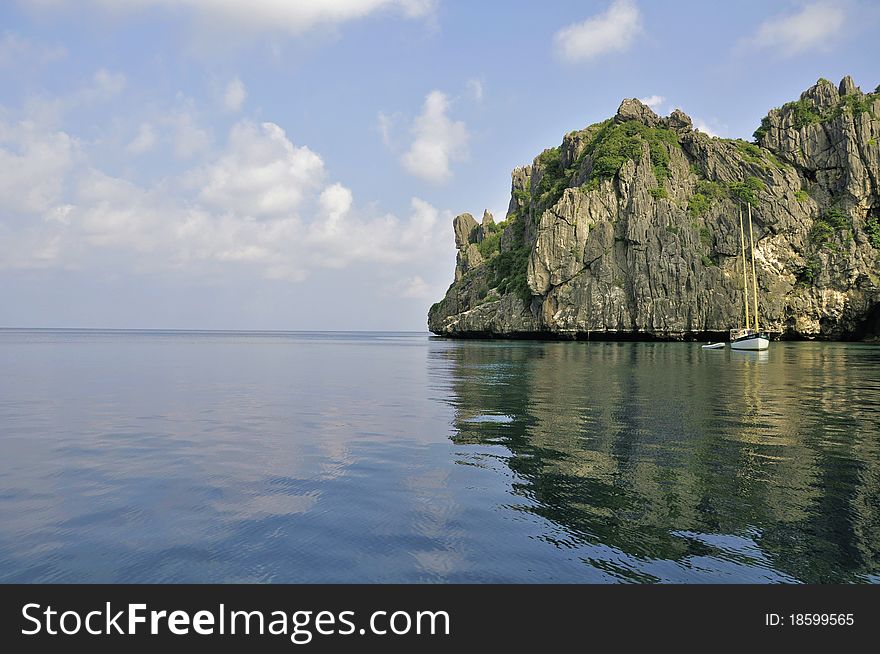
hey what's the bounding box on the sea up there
[0,329,878,583]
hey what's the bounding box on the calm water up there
[0,330,878,583]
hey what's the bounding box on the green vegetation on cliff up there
[781,98,824,129]
[687,194,710,217]
[477,219,506,258]
[586,119,679,184]
[687,177,764,217]
[797,208,855,285]
[731,139,783,171]
[866,214,880,250]
[809,207,850,248]
[534,118,682,203]
[488,216,531,303]
[753,84,879,141]
[535,147,573,209]
[687,180,725,217]
[752,116,772,143]
[649,186,668,200]
[728,176,766,205]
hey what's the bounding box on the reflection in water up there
[433,340,880,583]
[0,331,877,583]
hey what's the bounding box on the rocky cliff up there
[428,76,880,340]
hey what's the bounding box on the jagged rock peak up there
[452,212,478,249]
[802,77,840,108]
[481,209,494,228]
[666,108,693,133]
[615,98,659,127]
[839,75,859,96]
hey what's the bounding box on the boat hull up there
[730,333,769,350]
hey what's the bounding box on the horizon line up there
[0,327,431,334]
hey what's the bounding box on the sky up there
[0,0,878,331]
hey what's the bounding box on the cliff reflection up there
[432,340,880,583]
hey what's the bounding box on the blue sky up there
[1,0,877,330]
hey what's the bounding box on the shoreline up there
[428,330,879,343]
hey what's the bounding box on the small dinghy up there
[702,342,725,349]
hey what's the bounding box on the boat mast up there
[738,205,750,331]
[748,202,759,332]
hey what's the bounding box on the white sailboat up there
[730,202,769,351]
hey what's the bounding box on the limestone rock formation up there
[428,76,880,339]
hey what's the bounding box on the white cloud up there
[0,115,453,286]
[92,69,126,97]
[377,111,395,148]
[395,275,430,298]
[0,32,66,68]
[20,0,436,35]
[7,68,127,132]
[466,78,484,103]
[401,91,469,183]
[223,77,247,112]
[553,0,642,63]
[126,123,156,155]
[0,120,77,215]
[742,2,845,56]
[395,0,437,18]
[693,118,725,138]
[73,171,178,254]
[193,121,324,217]
[638,95,664,109]
[171,111,211,159]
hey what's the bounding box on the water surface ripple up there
[0,330,877,583]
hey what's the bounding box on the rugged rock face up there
[428,76,880,340]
